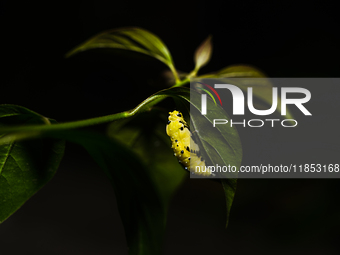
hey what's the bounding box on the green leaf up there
[66,27,179,82]
[0,104,176,253]
[0,105,65,223]
[0,104,52,126]
[155,88,241,227]
[52,130,167,255]
[107,109,187,207]
[216,64,267,78]
[192,35,213,76]
[221,179,237,227]
[204,65,294,119]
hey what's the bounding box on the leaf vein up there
[0,142,14,176]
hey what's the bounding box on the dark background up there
[1,0,340,254]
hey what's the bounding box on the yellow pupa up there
[166,110,211,176]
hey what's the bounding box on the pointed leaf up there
[0,105,65,223]
[66,27,179,81]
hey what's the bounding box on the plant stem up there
[169,64,181,83]
[0,79,190,135]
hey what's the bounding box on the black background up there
[1,0,340,254]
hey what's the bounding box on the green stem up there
[172,77,190,87]
[169,64,180,83]
[0,79,190,135]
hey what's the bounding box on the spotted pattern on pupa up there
[166,110,211,176]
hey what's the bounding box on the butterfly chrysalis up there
[166,110,212,176]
